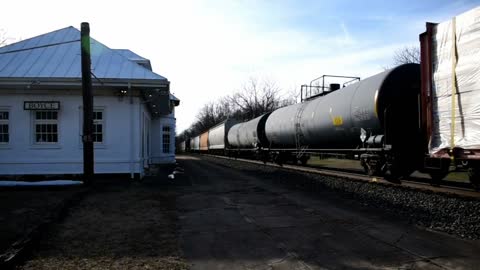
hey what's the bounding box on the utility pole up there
[81,22,94,184]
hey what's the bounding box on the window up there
[79,108,105,146]
[0,111,8,143]
[34,111,58,143]
[162,126,170,153]
[93,110,104,143]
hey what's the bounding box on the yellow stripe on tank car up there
[374,89,379,118]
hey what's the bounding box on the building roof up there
[114,49,153,71]
[0,26,168,87]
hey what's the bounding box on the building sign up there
[24,101,60,110]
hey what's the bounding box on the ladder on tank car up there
[295,103,308,158]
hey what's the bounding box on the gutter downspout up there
[129,83,135,178]
[139,96,145,178]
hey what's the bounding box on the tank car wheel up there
[429,170,448,187]
[291,157,298,165]
[361,158,385,177]
[299,156,309,166]
[384,163,403,183]
[468,167,480,191]
[363,163,376,176]
[272,152,283,166]
[365,164,384,177]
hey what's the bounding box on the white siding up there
[150,112,176,164]
[0,91,176,175]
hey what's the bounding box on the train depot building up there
[0,26,179,178]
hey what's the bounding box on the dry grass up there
[0,186,85,255]
[19,181,188,270]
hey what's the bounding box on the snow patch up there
[0,180,83,187]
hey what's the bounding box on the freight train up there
[178,7,480,187]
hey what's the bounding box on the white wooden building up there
[0,26,179,178]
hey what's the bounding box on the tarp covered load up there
[430,6,480,154]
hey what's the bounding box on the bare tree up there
[393,46,420,65]
[229,77,287,120]
[179,77,296,140]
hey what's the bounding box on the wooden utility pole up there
[81,22,94,184]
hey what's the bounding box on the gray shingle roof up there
[0,26,167,85]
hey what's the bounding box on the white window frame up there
[92,109,105,144]
[162,125,171,154]
[32,110,59,145]
[0,108,9,145]
[79,106,106,148]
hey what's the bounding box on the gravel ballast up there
[204,155,480,240]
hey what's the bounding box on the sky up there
[1,0,479,133]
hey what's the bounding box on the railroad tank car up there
[199,131,209,151]
[208,119,238,153]
[190,136,200,152]
[228,113,271,149]
[264,64,422,176]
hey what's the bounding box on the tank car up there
[228,113,271,149]
[227,113,272,160]
[264,64,422,177]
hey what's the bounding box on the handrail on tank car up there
[301,75,360,102]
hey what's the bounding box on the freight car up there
[199,131,209,152]
[419,7,480,185]
[190,136,200,152]
[208,119,238,154]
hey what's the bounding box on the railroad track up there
[202,154,480,199]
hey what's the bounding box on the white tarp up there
[430,6,480,154]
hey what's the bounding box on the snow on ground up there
[0,180,83,187]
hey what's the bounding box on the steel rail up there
[201,154,480,199]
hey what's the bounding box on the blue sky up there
[1,0,479,132]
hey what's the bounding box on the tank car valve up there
[360,128,368,144]
[366,135,384,147]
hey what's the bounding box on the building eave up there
[0,77,169,89]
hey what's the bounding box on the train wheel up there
[362,158,385,177]
[299,156,309,166]
[384,163,403,183]
[364,163,376,176]
[468,167,480,190]
[429,170,448,187]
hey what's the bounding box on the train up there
[178,7,480,187]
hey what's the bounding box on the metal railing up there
[300,75,360,102]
